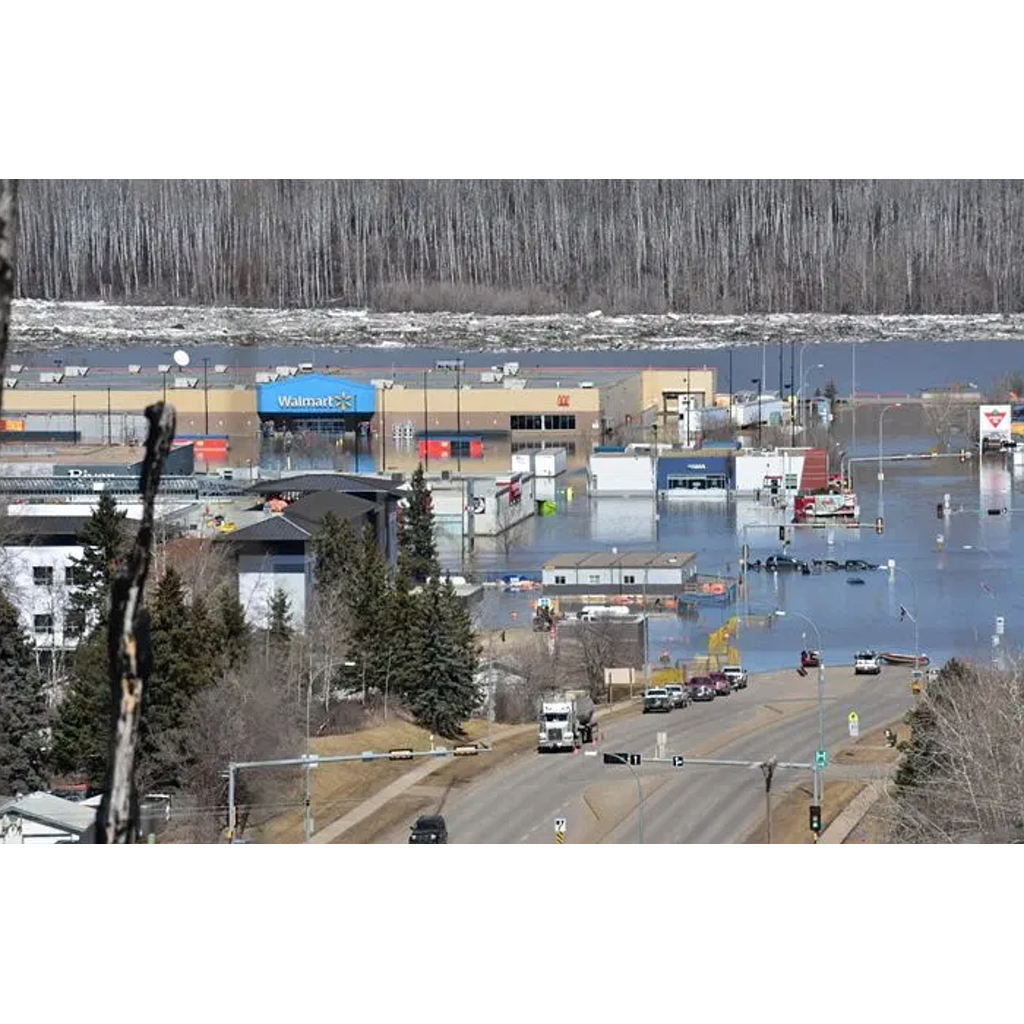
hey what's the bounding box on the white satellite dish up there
[172,349,190,368]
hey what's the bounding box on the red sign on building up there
[557,394,570,407]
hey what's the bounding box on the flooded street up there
[450,402,1022,674]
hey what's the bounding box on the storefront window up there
[666,475,727,490]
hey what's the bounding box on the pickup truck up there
[854,650,882,674]
[642,688,673,713]
[664,684,689,708]
[722,665,748,690]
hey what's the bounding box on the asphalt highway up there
[385,666,914,844]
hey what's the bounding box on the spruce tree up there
[0,591,50,795]
[405,578,481,737]
[142,569,225,788]
[50,629,111,789]
[67,492,129,633]
[313,512,358,590]
[267,588,294,645]
[399,464,439,583]
[340,524,391,699]
[216,584,251,670]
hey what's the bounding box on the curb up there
[819,781,886,844]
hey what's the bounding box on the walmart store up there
[257,375,378,436]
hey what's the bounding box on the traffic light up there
[603,752,630,765]
[959,449,968,463]
[809,804,822,835]
[779,526,786,542]
[937,503,944,519]
[875,517,884,535]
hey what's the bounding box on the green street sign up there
[815,749,829,769]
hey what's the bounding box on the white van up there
[579,605,631,621]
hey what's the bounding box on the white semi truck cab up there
[537,693,596,753]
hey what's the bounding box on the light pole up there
[752,378,762,450]
[878,403,902,521]
[773,609,826,837]
[202,356,210,436]
[422,369,430,471]
[888,562,921,668]
[798,363,825,429]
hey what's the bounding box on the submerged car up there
[765,554,809,573]
[409,815,448,844]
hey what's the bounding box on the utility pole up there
[728,347,734,428]
[778,339,783,408]
[455,362,462,473]
[203,356,210,436]
[106,386,112,446]
[72,393,78,444]
[752,378,762,450]
[761,758,777,844]
[422,369,430,471]
[789,340,796,446]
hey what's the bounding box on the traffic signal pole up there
[226,744,489,842]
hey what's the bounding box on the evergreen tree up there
[404,578,481,737]
[50,629,111,789]
[68,492,129,633]
[142,569,225,788]
[267,588,294,645]
[399,464,439,583]
[216,584,251,670]
[340,524,391,700]
[313,512,358,590]
[0,591,50,794]
[384,564,418,699]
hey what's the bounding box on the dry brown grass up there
[253,717,523,844]
[745,780,866,844]
[835,721,910,766]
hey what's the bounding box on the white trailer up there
[535,448,568,478]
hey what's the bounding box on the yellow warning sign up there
[848,711,859,723]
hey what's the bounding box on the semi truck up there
[537,693,597,752]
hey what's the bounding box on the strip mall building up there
[1,366,721,462]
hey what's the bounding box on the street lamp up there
[422,369,431,471]
[773,609,826,838]
[878,403,902,521]
[798,363,825,429]
[752,377,762,450]
[887,561,921,670]
[202,356,210,436]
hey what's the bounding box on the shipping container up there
[534,448,568,477]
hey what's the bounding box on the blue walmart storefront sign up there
[257,375,377,417]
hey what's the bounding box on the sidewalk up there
[819,780,888,844]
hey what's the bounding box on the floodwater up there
[20,336,1024,675]
[444,402,1023,675]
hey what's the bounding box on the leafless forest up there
[15,180,1024,315]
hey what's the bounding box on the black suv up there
[409,814,448,843]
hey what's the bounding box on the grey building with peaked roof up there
[219,477,402,630]
[0,792,97,844]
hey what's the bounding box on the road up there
[382,666,914,844]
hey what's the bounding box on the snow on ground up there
[10,299,1024,354]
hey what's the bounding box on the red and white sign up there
[980,404,1012,449]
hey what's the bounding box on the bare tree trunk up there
[0,179,17,423]
[96,401,176,844]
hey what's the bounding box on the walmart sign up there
[257,374,376,417]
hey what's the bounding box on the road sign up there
[453,745,479,756]
[996,616,1005,636]
[302,754,320,769]
[389,749,414,760]
[628,753,642,767]
[555,831,565,844]
[848,718,860,738]
[814,749,829,769]
[554,817,567,833]
[672,755,685,768]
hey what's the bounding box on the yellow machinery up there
[679,617,741,679]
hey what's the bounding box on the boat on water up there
[881,652,930,667]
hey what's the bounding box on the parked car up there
[812,558,843,571]
[722,665,748,690]
[643,688,673,713]
[664,683,690,708]
[855,650,882,674]
[409,815,448,844]
[687,677,715,702]
[765,553,808,573]
[708,672,732,697]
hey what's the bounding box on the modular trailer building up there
[542,551,697,596]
